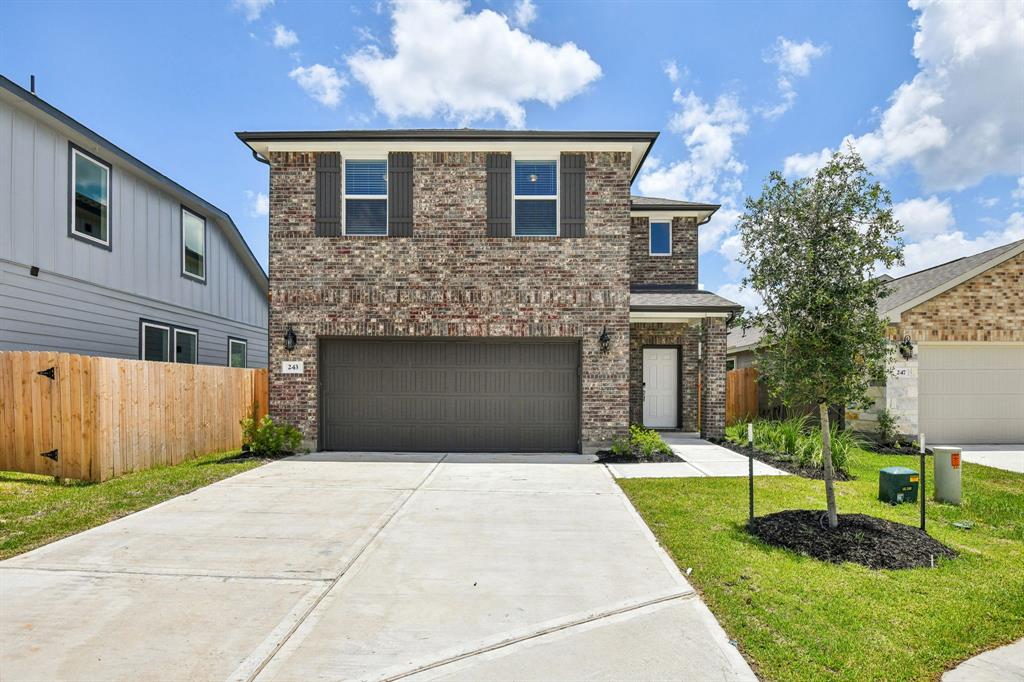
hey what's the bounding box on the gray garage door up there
[320,339,580,452]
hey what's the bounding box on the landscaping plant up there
[736,149,903,527]
[240,404,303,456]
[875,407,899,446]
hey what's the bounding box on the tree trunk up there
[819,402,839,528]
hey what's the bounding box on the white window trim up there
[141,322,171,362]
[649,219,672,256]
[181,206,207,282]
[70,147,111,247]
[228,338,248,368]
[342,156,389,236]
[512,156,560,238]
[173,328,199,364]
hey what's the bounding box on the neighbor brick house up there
[728,238,1024,444]
[239,130,741,453]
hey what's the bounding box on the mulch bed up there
[711,439,853,481]
[864,443,932,456]
[749,510,957,570]
[595,450,680,463]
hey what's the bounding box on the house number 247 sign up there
[282,360,304,374]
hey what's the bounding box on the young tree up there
[737,149,903,528]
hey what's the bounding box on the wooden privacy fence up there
[726,367,759,425]
[0,351,268,482]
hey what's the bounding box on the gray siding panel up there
[0,261,268,367]
[486,152,512,237]
[0,98,266,332]
[314,152,341,236]
[560,152,586,238]
[387,151,413,237]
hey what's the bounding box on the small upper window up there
[345,159,387,235]
[141,322,170,362]
[70,147,111,246]
[182,207,206,281]
[174,329,198,364]
[228,338,247,368]
[514,160,557,237]
[649,221,671,256]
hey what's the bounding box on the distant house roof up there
[726,237,1024,352]
[630,285,742,313]
[1,74,268,293]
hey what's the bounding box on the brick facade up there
[267,151,632,452]
[700,317,727,439]
[629,216,698,286]
[628,323,700,431]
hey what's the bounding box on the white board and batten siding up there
[0,95,267,367]
[918,344,1024,444]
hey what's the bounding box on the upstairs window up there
[182,207,206,282]
[649,220,671,256]
[70,146,111,247]
[345,159,387,235]
[513,160,557,236]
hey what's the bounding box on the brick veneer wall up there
[267,151,632,452]
[629,216,698,286]
[700,317,727,439]
[628,323,700,431]
[893,251,1023,343]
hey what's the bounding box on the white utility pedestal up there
[932,446,962,505]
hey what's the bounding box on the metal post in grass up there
[748,422,755,524]
[921,430,929,532]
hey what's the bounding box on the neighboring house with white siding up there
[0,75,268,367]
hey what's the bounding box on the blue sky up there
[3,0,1021,308]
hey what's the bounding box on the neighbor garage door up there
[918,344,1024,444]
[320,339,580,452]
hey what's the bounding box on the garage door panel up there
[918,345,1024,444]
[321,339,580,452]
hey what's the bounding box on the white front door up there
[643,348,678,428]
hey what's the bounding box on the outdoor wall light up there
[284,325,297,352]
[599,327,611,353]
[898,335,914,361]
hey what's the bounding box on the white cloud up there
[717,282,764,313]
[272,24,298,48]
[347,0,601,128]
[892,196,955,241]
[246,190,269,218]
[233,0,273,21]
[511,0,537,28]
[782,146,834,178]
[977,196,999,208]
[784,0,1024,190]
[289,64,347,108]
[885,212,1024,277]
[1013,177,1024,203]
[759,37,827,120]
[663,60,684,84]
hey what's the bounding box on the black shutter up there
[560,152,586,238]
[314,152,341,236]
[486,153,512,237]
[388,152,413,237]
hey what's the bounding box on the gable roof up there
[629,195,720,212]
[237,129,659,183]
[726,237,1024,352]
[1,74,268,294]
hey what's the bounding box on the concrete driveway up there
[949,445,1024,474]
[1,454,755,682]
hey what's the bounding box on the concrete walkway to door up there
[1,453,756,682]
[608,433,789,479]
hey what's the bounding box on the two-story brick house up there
[238,130,741,453]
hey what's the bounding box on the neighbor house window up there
[228,338,247,368]
[70,146,111,247]
[649,220,671,256]
[345,159,387,235]
[726,358,736,371]
[141,322,170,362]
[181,207,206,281]
[174,328,198,364]
[513,160,557,236]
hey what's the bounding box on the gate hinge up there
[40,449,59,462]
[37,367,56,380]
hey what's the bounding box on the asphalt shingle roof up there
[631,289,743,312]
[629,195,720,211]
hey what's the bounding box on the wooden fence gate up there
[0,351,268,482]
[725,367,759,425]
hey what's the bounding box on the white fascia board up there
[630,311,729,323]
[630,210,715,221]
[885,241,1024,323]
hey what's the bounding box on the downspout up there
[251,149,270,165]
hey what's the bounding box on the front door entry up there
[642,348,678,428]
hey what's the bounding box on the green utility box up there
[879,466,920,504]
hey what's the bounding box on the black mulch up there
[865,443,932,456]
[710,439,853,481]
[749,510,957,570]
[595,450,680,463]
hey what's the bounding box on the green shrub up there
[240,407,303,457]
[610,434,631,457]
[728,417,855,473]
[628,424,673,460]
[875,408,898,446]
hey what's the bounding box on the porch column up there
[700,317,727,439]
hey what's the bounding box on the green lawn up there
[0,451,265,560]
[619,447,1024,682]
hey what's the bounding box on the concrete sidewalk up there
[943,638,1024,681]
[0,454,756,682]
[608,433,788,479]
